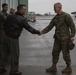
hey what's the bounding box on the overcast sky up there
[28,0,76,14]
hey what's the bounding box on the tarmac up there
[1,16,76,75]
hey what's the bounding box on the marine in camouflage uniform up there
[41,2,75,73]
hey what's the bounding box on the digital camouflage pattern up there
[42,12,75,65]
[42,12,75,39]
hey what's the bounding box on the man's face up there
[54,5,61,14]
[20,6,26,15]
[3,5,8,12]
[11,9,15,14]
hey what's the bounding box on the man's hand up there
[36,30,43,36]
[38,31,43,36]
[36,30,41,35]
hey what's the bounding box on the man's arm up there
[66,15,75,38]
[65,14,75,41]
[41,19,54,34]
[21,19,40,35]
[0,14,5,23]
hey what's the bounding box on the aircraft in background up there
[71,12,76,18]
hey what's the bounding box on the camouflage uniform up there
[42,12,75,65]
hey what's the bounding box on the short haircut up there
[54,2,62,8]
[17,4,26,11]
[2,3,8,8]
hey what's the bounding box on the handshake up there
[36,30,43,35]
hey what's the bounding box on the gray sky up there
[28,0,76,14]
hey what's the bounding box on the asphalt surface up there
[1,16,76,75]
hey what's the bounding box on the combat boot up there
[46,64,57,72]
[62,66,72,73]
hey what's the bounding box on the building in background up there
[0,0,28,17]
